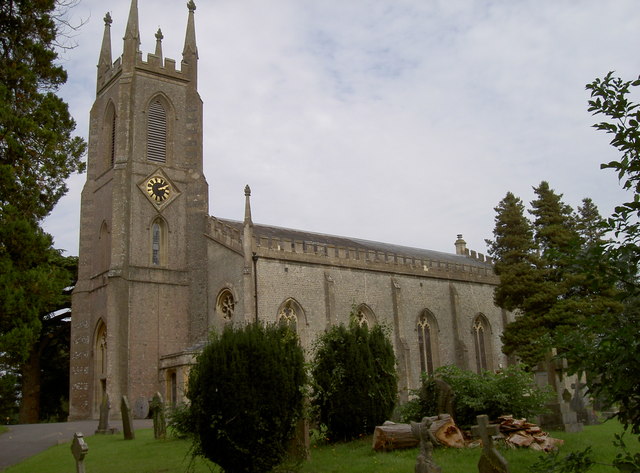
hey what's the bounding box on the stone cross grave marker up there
[71,432,89,473]
[471,415,510,473]
[121,395,135,440]
[150,392,166,439]
[410,417,442,473]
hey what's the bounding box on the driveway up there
[0,419,153,470]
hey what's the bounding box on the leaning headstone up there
[410,417,442,473]
[71,432,89,473]
[95,393,110,434]
[121,395,135,440]
[434,378,455,419]
[150,392,166,439]
[471,415,510,473]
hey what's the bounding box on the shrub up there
[405,364,552,427]
[311,319,397,441]
[167,402,194,439]
[187,323,306,473]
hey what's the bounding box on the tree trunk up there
[18,346,41,423]
[372,415,465,451]
[372,422,418,451]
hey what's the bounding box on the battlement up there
[97,53,189,92]
[208,217,497,283]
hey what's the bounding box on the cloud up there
[44,0,639,256]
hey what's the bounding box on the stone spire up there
[182,0,198,86]
[154,28,163,61]
[123,0,140,69]
[97,12,113,77]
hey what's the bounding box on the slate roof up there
[216,218,491,269]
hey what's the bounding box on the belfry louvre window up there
[147,100,167,163]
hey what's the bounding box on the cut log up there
[372,422,418,451]
[372,415,465,451]
[432,416,465,449]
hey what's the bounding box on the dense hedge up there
[400,364,553,427]
[311,321,397,441]
[187,323,306,473]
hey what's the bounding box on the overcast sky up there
[44,0,639,257]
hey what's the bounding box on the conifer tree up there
[311,315,397,441]
[490,183,621,367]
[0,0,86,422]
[187,323,306,473]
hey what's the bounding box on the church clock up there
[146,176,171,202]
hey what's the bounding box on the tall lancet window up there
[151,218,166,266]
[147,99,167,163]
[103,103,116,171]
[417,311,436,374]
[473,314,491,374]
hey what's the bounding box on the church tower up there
[69,0,208,420]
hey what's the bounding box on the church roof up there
[216,218,491,269]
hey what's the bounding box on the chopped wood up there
[496,415,563,452]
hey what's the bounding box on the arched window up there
[147,99,167,163]
[103,103,116,171]
[277,298,304,332]
[94,220,110,274]
[94,320,108,413]
[417,310,438,374]
[473,314,491,373]
[216,289,235,320]
[354,304,375,328]
[151,218,166,266]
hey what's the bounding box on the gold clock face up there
[146,176,171,203]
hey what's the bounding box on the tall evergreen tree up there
[0,0,86,423]
[486,192,538,312]
[490,183,621,367]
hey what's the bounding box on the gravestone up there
[434,378,455,419]
[471,415,509,473]
[534,354,583,432]
[95,393,113,434]
[71,432,89,473]
[150,392,166,439]
[410,417,442,473]
[133,397,150,419]
[121,395,135,440]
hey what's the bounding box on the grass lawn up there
[4,420,637,473]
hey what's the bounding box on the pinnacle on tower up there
[182,0,198,86]
[244,185,253,226]
[155,28,164,60]
[98,12,113,76]
[123,0,140,69]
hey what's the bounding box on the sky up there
[44,0,640,257]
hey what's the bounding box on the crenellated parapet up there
[209,217,243,253]
[252,236,497,283]
[207,216,498,283]
[96,1,196,93]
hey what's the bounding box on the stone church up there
[69,0,511,420]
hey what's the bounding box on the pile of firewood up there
[497,416,564,452]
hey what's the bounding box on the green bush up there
[167,402,194,439]
[404,364,552,427]
[311,320,397,441]
[187,323,306,473]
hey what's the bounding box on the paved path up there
[0,419,153,470]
